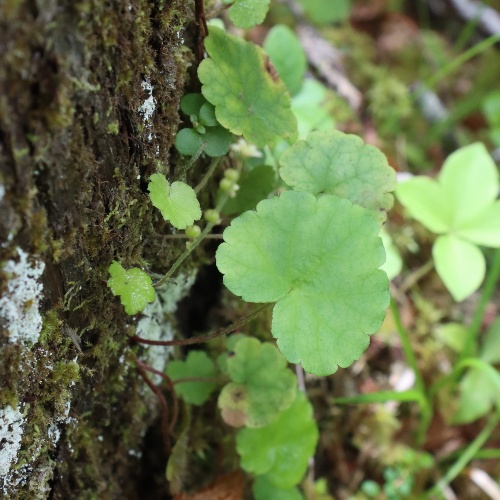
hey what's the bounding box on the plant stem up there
[132,303,272,347]
[161,234,223,239]
[135,361,171,453]
[135,358,179,434]
[390,298,432,443]
[460,249,500,362]
[154,168,231,289]
[424,411,500,498]
[195,156,221,194]
[423,34,500,92]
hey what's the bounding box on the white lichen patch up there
[0,405,25,481]
[139,80,155,122]
[136,272,196,382]
[0,248,45,345]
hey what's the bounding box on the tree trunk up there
[0,1,204,497]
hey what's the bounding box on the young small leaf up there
[236,391,319,489]
[148,173,201,229]
[279,130,396,223]
[218,337,297,428]
[216,191,389,376]
[166,351,217,406]
[107,261,155,315]
[223,0,271,29]
[264,25,307,96]
[198,27,297,148]
[175,128,204,157]
[180,93,205,116]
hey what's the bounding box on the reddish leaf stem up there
[131,303,272,347]
[135,361,171,454]
[135,359,179,435]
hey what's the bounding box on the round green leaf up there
[148,173,202,230]
[198,27,297,148]
[433,234,485,302]
[175,128,204,156]
[203,126,232,157]
[236,390,319,489]
[253,476,303,500]
[218,337,297,428]
[396,177,451,233]
[279,130,396,223]
[180,93,205,116]
[166,351,217,406]
[264,25,307,96]
[199,102,218,127]
[107,261,156,315]
[216,191,389,375]
[223,0,271,29]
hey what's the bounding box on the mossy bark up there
[0,1,206,497]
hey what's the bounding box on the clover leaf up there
[253,476,303,500]
[263,25,307,96]
[107,261,155,315]
[148,173,201,230]
[198,27,297,148]
[216,191,389,376]
[223,0,270,29]
[218,337,297,428]
[279,130,396,223]
[166,351,217,406]
[236,391,319,489]
[396,142,500,301]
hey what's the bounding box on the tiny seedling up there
[148,173,202,229]
[107,261,155,315]
[396,142,500,301]
[175,93,232,157]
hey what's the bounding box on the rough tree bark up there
[0,1,208,497]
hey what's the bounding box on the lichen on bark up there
[0,0,207,497]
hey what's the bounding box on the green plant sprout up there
[218,337,297,428]
[396,142,500,301]
[175,93,232,157]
